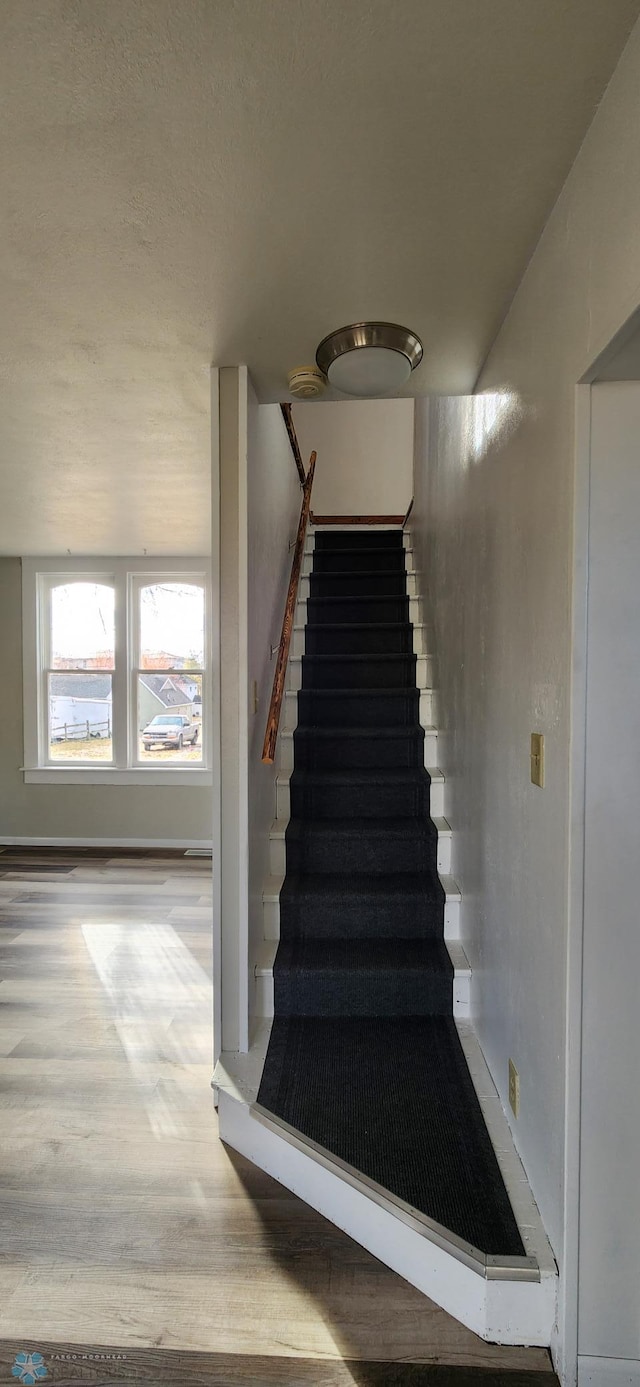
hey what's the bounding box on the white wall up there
[577,383,640,1380]
[218,365,250,1053]
[410,18,640,1377]
[218,368,302,1052]
[0,557,211,844]
[247,388,302,1015]
[293,398,413,515]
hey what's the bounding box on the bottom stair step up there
[257,1014,524,1258]
[214,1020,558,1346]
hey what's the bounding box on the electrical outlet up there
[530,732,545,787]
[508,1059,520,1118]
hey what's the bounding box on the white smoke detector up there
[288,365,327,399]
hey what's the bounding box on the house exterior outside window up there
[21,558,211,786]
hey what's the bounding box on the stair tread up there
[288,768,431,784]
[308,550,410,556]
[295,621,425,630]
[300,653,416,663]
[314,531,403,540]
[279,765,445,784]
[282,868,442,887]
[257,937,470,974]
[286,816,435,837]
[310,569,407,578]
[293,724,431,737]
[292,687,420,698]
[276,938,452,966]
[308,594,409,603]
[263,871,459,900]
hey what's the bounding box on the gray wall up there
[410,22,640,1374]
[0,557,211,844]
[293,398,414,515]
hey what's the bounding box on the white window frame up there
[22,557,212,786]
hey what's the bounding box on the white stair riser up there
[255,960,471,1020]
[428,775,445,817]
[454,971,471,1017]
[292,626,430,660]
[444,897,460,941]
[263,895,280,941]
[278,727,439,772]
[306,529,404,535]
[299,572,419,599]
[275,771,444,821]
[291,628,305,657]
[282,687,433,731]
[287,654,432,691]
[262,884,460,944]
[295,594,421,625]
[304,533,404,545]
[302,548,417,576]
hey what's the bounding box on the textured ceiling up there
[0,0,639,554]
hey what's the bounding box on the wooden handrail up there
[262,450,316,763]
[309,512,405,526]
[280,403,306,487]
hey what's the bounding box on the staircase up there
[215,524,557,1346]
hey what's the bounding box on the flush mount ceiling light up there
[316,321,423,398]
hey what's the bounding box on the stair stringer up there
[214,523,558,1346]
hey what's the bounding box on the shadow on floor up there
[0,1340,560,1385]
[215,1144,558,1387]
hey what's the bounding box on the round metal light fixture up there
[316,321,423,398]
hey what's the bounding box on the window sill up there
[22,767,213,787]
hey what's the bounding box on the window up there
[48,580,115,762]
[134,580,205,766]
[22,560,210,784]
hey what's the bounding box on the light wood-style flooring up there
[0,849,555,1380]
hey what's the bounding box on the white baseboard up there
[0,837,214,850]
[578,1357,640,1385]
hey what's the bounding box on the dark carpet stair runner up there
[258,529,524,1258]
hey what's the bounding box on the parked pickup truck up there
[142,715,199,751]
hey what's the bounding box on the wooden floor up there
[0,849,555,1380]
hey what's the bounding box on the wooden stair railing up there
[280,403,306,487]
[310,512,405,526]
[262,447,317,763]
